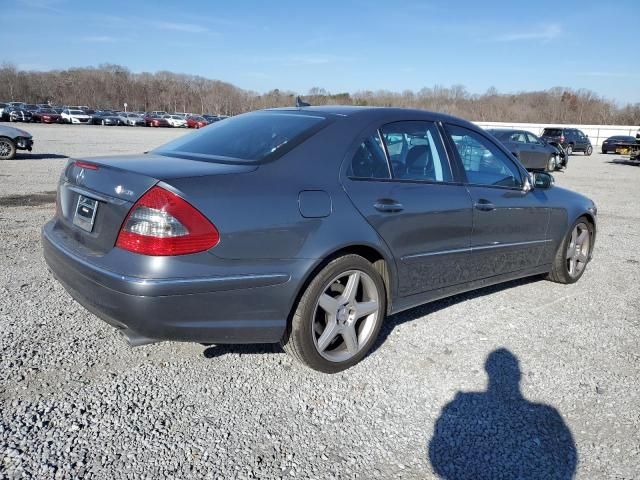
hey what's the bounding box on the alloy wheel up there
[0,140,12,157]
[312,270,380,362]
[566,222,590,278]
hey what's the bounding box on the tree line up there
[1,63,638,125]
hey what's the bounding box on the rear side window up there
[380,121,452,182]
[348,134,390,179]
[509,132,527,143]
[154,112,328,163]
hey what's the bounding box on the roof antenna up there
[296,96,311,107]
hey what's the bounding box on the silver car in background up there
[117,113,145,126]
[0,124,34,160]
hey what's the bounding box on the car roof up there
[263,105,475,126]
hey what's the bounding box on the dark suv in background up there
[541,128,593,156]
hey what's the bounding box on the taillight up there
[115,186,219,256]
[75,160,99,170]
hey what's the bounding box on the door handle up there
[374,199,404,213]
[474,200,495,211]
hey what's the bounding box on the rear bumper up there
[42,221,296,345]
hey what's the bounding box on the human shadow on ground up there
[428,348,577,479]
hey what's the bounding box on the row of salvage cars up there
[485,128,568,172]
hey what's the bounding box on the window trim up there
[442,122,527,191]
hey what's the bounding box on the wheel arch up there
[287,243,397,332]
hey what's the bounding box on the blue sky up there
[2,0,640,103]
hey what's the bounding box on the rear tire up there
[585,145,593,156]
[281,255,386,373]
[547,217,594,284]
[565,145,573,156]
[0,137,16,160]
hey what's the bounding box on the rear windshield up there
[609,136,635,141]
[154,111,329,163]
[542,128,562,136]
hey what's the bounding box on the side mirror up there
[533,171,554,189]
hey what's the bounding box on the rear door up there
[443,124,550,280]
[342,121,473,297]
[525,132,549,170]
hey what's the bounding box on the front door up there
[444,124,550,280]
[342,121,473,297]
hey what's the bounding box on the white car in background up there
[163,114,187,127]
[61,109,91,124]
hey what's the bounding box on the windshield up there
[39,109,55,113]
[154,111,329,163]
[70,110,85,115]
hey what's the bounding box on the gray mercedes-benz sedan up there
[43,107,597,372]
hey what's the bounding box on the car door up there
[506,131,533,167]
[525,132,549,170]
[342,121,474,297]
[443,124,551,280]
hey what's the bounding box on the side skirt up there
[390,264,551,315]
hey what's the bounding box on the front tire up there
[565,145,573,156]
[282,255,386,373]
[0,137,16,160]
[547,217,594,284]
[547,155,556,172]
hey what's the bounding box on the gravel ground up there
[1,123,639,479]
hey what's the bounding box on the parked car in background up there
[186,115,208,128]
[150,110,167,116]
[24,104,39,114]
[7,102,26,108]
[91,111,122,126]
[0,103,7,118]
[486,129,564,171]
[202,114,221,124]
[118,112,145,126]
[42,107,597,372]
[0,124,33,160]
[83,108,96,115]
[541,127,592,156]
[163,114,187,127]
[61,109,91,124]
[52,107,64,114]
[32,108,62,123]
[144,114,170,127]
[4,106,33,122]
[601,135,637,154]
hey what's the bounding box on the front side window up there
[446,124,522,188]
[348,134,390,179]
[380,121,452,182]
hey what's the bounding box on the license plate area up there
[73,195,98,232]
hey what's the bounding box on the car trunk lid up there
[56,154,256,254]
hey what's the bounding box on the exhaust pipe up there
[119,329,159,347]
